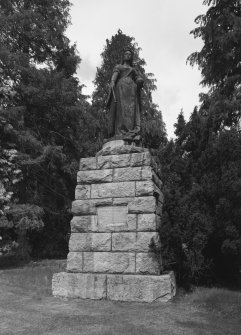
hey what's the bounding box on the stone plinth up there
[52,141,176,302]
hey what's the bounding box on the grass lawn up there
[0,260,240,335]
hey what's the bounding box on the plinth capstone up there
[52,140,176,302]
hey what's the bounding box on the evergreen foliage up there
[0,0,98,258]
[160,0,241,285]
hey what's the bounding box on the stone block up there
[67,252,82,272]
[91,182,135,199]
[136,252,160,275]
[137,214,156,231]
[136,181,155,197]
[69,233,111,252]
[113,166,152,182]
[153,171,163,190]
[52,272,107,299]
[97,206,136,232]
[79,152,152,171]
[79,157,97,171]
[71,212,137,233]
[72,198,112,216]
[95,152,152,170]
[112,232,158,252]
[77,169,112,184]
[130,152,152,167]
[97,154,131,170]
[107,272,176,302]
[71,216,98,232]
[112,197,134,206]
[128,196,156,214]
[83,252,135,273]
[75,185,91,199]
[99,141,148,156]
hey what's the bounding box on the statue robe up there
[108,64,142,140]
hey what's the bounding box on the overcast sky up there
[66,0,208,138]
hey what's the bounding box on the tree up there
[92,29,167,149]
[188,0,241,130]
[0,0,98,258]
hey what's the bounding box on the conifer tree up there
[188,0,241,129]
[0,0,97,258]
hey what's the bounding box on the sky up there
[66,0,208,138]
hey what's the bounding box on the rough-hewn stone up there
[137,214,156,231]
[72,198,112,216]
[83,252,135,273]
[128,196,156,214]
[71,216,98,233]
[113,166,152,182]
[135,181,155,197]
[67,252,82,272]
[152,171,163,190]
[91,182,135,198]
[75,185,91,199]
[95,152,151,170]
[71,212,136,233]
[52,272,107,299]
[136,252,160,275]
[107,273,176,302]
[98,142,148,156]
[69,233,111,252]
[77,169,112,184]
[53,148,176,303]
[112,232,158,252]
[79,157,97,171]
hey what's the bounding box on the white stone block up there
[83,252,135,273]
[135,181,155,196]
[75,185,91,199]
[69,233,111,252]
[67,252,82,272]
[77,169,112,184]
[128,196,156,214]
[91,182,135,198]
[97,206,136,232]
[107,272,176,302]
[79,157,97,171]
[113,166,152,182]
[52,272,107,299]
[72,198,112,215]
[112,232,158,252]
[137,214,156,231]
[71,216,98,232]
[136,252,160,275]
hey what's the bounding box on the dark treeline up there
[0,0,240,285]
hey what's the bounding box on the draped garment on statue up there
[108,64,142,141]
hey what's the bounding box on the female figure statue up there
[106,49,144,142]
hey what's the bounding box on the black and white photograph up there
[0,0,240,334]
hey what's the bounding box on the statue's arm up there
[110,65,120,89]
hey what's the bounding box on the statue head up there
[121,48,134,66]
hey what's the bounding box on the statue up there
[106,49,144,143]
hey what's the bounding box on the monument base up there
[52,272,176,303]
[52,144,176,303]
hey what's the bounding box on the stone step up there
[52,272,176,303]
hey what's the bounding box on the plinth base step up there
[52,272,176,303]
